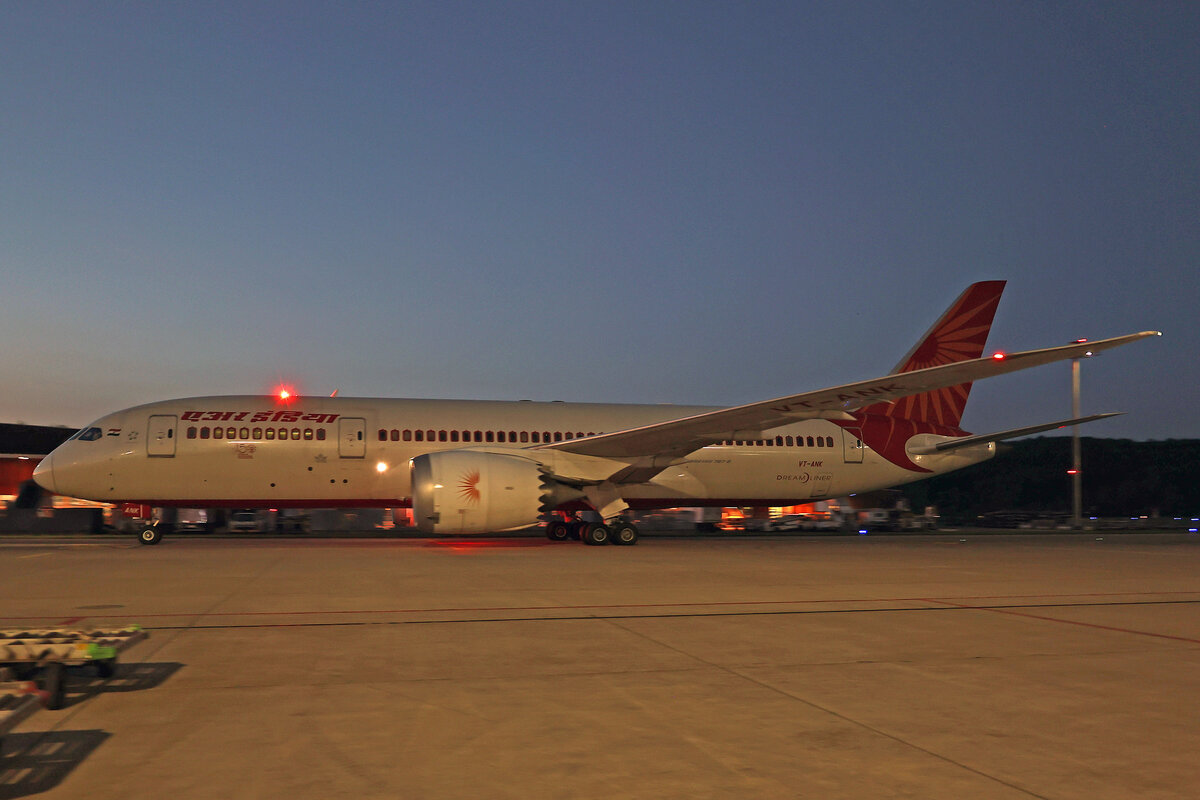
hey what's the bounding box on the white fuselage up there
[34,395,995,509]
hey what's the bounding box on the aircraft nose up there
[33,453,56,493]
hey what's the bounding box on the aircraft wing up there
[540,331,1160,462]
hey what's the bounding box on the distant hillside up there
[900,437,1200,523]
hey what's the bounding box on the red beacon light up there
[991,352,1006,361]
[273,386,297,405]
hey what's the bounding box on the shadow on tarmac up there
[0,730,110,799]
[58,661,185,709]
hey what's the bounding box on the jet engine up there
[411,450,580,534]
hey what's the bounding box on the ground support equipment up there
[0,627,148,710]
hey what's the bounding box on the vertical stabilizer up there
[870,280,1006,427]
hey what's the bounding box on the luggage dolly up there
[0,627,149,711]
[0,678,44,755]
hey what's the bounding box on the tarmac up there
[1,531,1198,799]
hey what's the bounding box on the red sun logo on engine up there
[458,470,482,504]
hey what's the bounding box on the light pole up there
[1069,340,1094,530]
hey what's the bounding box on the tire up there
[138,526,163,545]
[610,522,639,546]
[546,521,570,541]
[41,662,66,710]
[568,521,585,541]
[581,523,610,546]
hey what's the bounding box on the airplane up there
[32,281,1159,546]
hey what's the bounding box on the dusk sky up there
[2,2,1196,439]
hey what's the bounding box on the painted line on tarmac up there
[70,598,1200,632]
[4,590,1200,627]
[924,598,1200,644]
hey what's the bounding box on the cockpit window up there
[74,427,104,441]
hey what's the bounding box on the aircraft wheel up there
[546,521,570,541]
[581,523,610,546]
[610,522,639,546]
[138,526,163,546]
[568,521,585,541]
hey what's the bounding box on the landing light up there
[376,462,388,473]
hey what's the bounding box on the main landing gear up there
[545,518,639,546]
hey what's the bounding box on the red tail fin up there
[867,280,1006,427]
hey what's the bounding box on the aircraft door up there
[842,429,864,463]
[147,415,178,457]
[338,418,366,458]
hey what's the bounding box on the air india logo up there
[458,470,482,504]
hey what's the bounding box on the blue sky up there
[2,1,1196,439]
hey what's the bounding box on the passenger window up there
[807,436,815,447]
[450,430,460,442]
[187,427,197,439]
[265,428,275,440]
[200,427,210,440]
[240,428,250,439]
[439,430,447,442]
[520,431,528,443]
[486,431,495,443]
[253,428,263,439]
[497,431,506,443]
[826,436,834,447]
[213,427,223,440]
[378,429,387,442]
[390,429,399,441]
[316,428,326,441]
[304,428,314,440]
[554,432,562,442]
[415,430,424,442]
[531,431,540,443]
[227,427,236,439]
[403,429,412,441]
[510,431,518,442]
[425,430,434,442]
[292,428,301,440]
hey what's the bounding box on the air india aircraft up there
[33,281,1158,545]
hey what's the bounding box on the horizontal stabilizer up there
[908,413,1123,455]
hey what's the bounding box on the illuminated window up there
[304,428,314,440]
[253,428,263,439]
[403,429,412,441]
[187,427,197,439]
[224,427,234,439]
[316,428,326,441]
[291,428,301,440]
[378,429,387,442]
[213,427,223,440]
[265,428,275,440]
[240,428,249,440]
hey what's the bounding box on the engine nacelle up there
[412,450,561,534]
